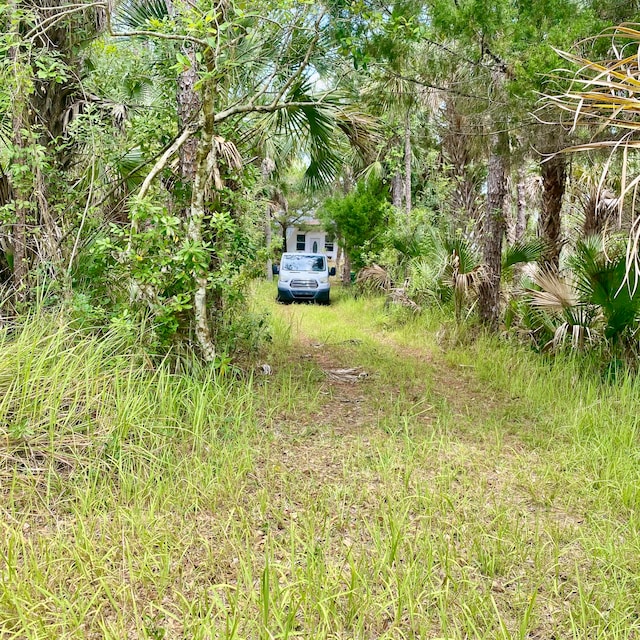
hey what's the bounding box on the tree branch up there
[138,123,199,199]
[110,29,210,48]
[24,1,107,40]
[272,13,324,105]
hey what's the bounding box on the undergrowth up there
[1,286,640,638]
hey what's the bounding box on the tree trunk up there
[265,204,273,281]
[261,157,276,281]
[539,155,566,271]
[188,90,217,362]
[478,138,508,329]
[515,169,527,242]
[505,175,515,245]
[404,110,412,217]
[10,34,28,301]
[341,170,353,285]
[391,172,403,208]
[175,39,216,362]
[177,48,201,182]
[342,251,352,286]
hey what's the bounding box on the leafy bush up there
[523,235,640,360]
[319,177,392,270]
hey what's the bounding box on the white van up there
[276,253,335,304]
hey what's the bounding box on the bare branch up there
[24,1,107,41]
[110,29,210,48]
[138,123,199,200]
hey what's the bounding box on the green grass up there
[1,284,640,638]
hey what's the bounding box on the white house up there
[285,218,338,262]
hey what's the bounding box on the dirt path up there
[247,298,594,638]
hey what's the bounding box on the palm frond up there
[117,146,147,190]
[529,270,579,312]
[391,227,432,260]
[115,0,169,29]
[553,316,599,350]
[0,110,10,149]
[214,136,243,172]
[304,151,342,191]
[408,257,450,304]
[359,160,384,182]
[442,234,481,275]
[447,259,485,295]
[356,264,391,293]
[569,237,640,340]
[335,108,382,161]
[503,238,546,269]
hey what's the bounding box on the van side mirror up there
[272,264,280,275]
[329,267,336,277]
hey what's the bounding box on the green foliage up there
[503,238,546,271]
[319,178,392,270]
[521,235,640,359]
[570,237,640,343]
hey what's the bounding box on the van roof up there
[282,252,325,257]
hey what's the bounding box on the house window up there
[296,233,306,251]
[325,234,334,252]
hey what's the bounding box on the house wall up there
[285,227,338,261]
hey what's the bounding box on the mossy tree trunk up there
[187,83,217,362]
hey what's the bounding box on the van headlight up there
[318,277,329,284]
[279,276,290,283]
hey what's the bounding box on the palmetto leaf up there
[568,235,640,340]
[356,264,391,293]
[257,78,345,190]
[553,316,599,350]
[447,261,485,295]
[0,110,10,149]
[115,0,169,29]
[567,235,606,300]
[335,108,381,161]
[439,234,485,299]
[304,152,342,191]
[529,270,579,312]
[214,136,243,172]
[503,238,546,269]
[117,146,147,190]
[442,234,481,275]
[391,227,432,260]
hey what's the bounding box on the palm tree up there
[111,1,380,359]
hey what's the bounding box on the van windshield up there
[282,255,326,272]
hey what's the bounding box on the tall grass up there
[3,291,640,638]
